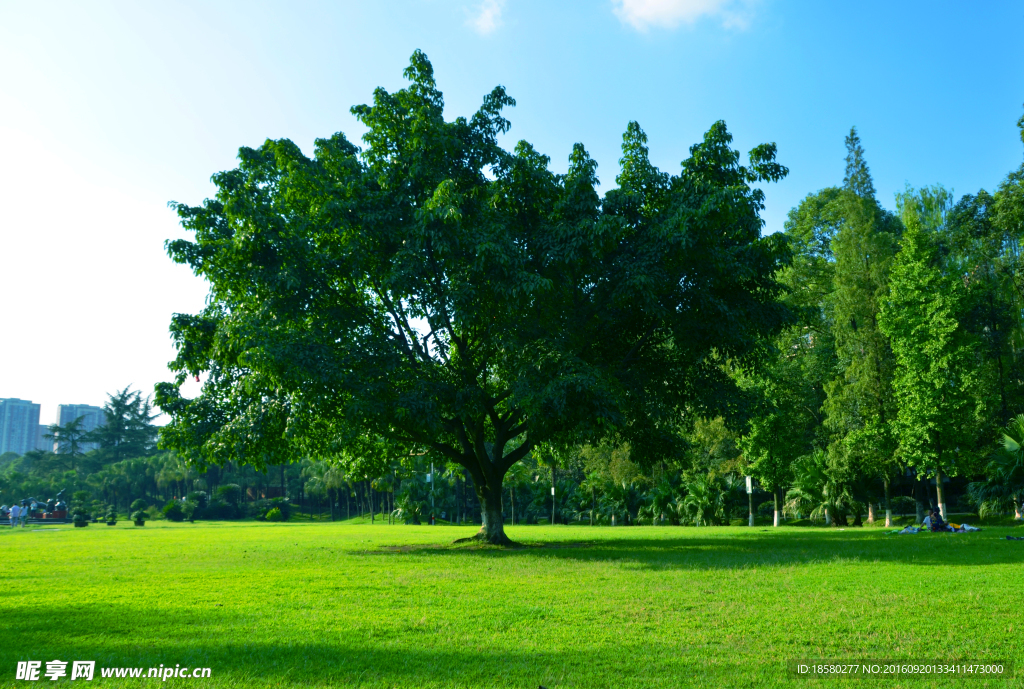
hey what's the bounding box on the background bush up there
[162,500,185,522]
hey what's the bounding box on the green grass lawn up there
[2,521,1022,688]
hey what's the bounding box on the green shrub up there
[246,501,269,519]
[162,500,185,522]
[889,496,916,516]
[131,510,146,523]
[130,499,149,513]
[268,498,291,521]
[203,499,239,520]
[216,484,242,506]
[952,493,976,513]
[265,507,283,522]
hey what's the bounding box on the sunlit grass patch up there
[1,521,1021,688]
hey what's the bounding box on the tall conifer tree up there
[823,128,901,525]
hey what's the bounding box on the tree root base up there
[453,530,518,547]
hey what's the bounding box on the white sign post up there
[746,476,754,527]
[551,486,556,525]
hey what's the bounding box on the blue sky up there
[2,0,1022,422]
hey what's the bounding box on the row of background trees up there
[735,116,1024,528]
[5,85,1024,531]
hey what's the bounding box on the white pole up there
[746,476,754,527]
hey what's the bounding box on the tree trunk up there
[884,477,892,527]
[1014,497,1022,521]
[867,502,875,524]
[772,489,780,527]
[457,481,512,545]
[935,465,946,520]
[748,492,754,527]
[825,507,831,526]
[914,474,927,523]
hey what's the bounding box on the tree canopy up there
[155,51,793,543]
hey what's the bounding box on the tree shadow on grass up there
[0,625,785,688]
[354,529,1024,569]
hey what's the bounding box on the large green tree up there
[44,416,88,471]
[822,128,902,526]
[89,387,159,463]
[736,331,821,527]
[879,199,979,519]
[155,51,791,544]
[942,191,1022,429]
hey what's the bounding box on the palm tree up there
[600,480,644,526]
[682,474,725,526]
[787,449,860,526]
[967,414,1024,519]
[786,450,829,523]
[302,460,348,520]
[392,474,431,524]
[642,475,679,525]
[154,453,195,499]
[721,473,747,524]
[574,478,602,525]
[302,462,327,520]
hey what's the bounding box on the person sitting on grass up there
[928,507,950,532]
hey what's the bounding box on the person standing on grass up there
[19,502,28,527]
[9,503,19,528]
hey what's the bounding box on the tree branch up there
[424,239,465,355]
[497,437,534,475]
[620,322,658,369]
[370,280,431,365]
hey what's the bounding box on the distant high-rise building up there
[54,404,105,453]
[35,424,49,452]
[0,398,42,456]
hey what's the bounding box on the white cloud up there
[467,0,505,35]
[612,0,756,32]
